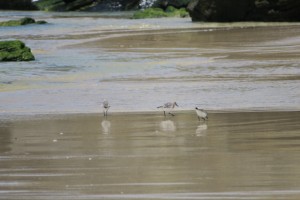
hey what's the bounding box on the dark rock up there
[82,0,141,11]
[252,0,300,21]
[152,0,191,9]
[65,0,94,11]
[81,0,123,11]
[35,0,141,11]
[0,0,37,10]
[187,0,300,22]
[63,0,75,3]
[0,40,35,62]
[187,0,253,22]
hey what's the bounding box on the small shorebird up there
[157,102,178,116]
[103,100,110,117]
[195,107,208,121]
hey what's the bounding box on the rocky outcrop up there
[33,0,192,11]
[8,0,298,22]
[187,0,300,22]
[34,0,141,11]
[187,0,252,22]
[132,6,188,19]
[251,0,300,21]
[0,0,37,10]
[0,40,35,62]
[0,17,47,26]
[151,0,191,9]
[34,0,191,11]
[34,0,68,11]
[85,0,141,11]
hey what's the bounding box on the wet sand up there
[1,110,300,199]
[1,22,300,113]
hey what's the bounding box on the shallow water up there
[1,111,300,199]
[0,11,300,114]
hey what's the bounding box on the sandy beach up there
[1,110,300,199]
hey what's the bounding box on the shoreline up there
[71,22,300,49]
[1,108,300,121]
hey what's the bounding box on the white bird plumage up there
[157,102,178,116]
[195,107,208,121]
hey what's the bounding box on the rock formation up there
[0,41,35,62]
[0,0,37,10]
[187,0,300,22]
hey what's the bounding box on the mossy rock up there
[0,40,35,62]
[133,8,168,19]
[165,6,189,17]
[0,17,47,27]
[165,5,178,12]
[0,17,35,26]
[35,20,48,24]
[132,6,189,19]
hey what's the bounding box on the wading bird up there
[157,102,178,116]
[103,100,110,117]
[195,107,208,121]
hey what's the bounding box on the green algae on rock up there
[0,40,35,62]
[133,8,168,19]
[132,6,189,19]
[34,0,66,11]
[0,17,47,27]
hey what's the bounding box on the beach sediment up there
[1,110,300,199]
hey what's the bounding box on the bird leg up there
[169,112,175,116]
[104,110,108,117]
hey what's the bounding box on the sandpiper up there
[157,102,178,116]
[195,107,208,121]
[103,100,110,117]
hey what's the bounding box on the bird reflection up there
[196,123,208,136]
[101,120,111,134]
[160,120,176,132]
